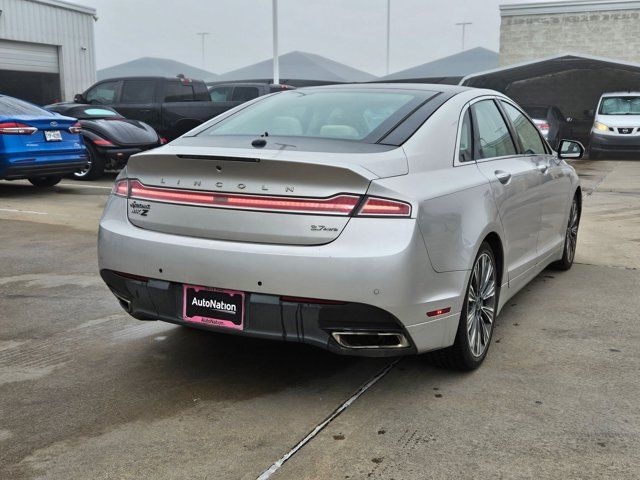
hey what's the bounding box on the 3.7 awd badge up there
[129,200,150,216]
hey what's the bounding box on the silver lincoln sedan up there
[98,84,583,370]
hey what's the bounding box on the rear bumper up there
[98,196,467,355]
[0,148,88,179]
[590,131,640,153]
[0,157,88,179]
[101,269,416,357]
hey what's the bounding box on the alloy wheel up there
[466,252,496,358]
[565,199,579,264]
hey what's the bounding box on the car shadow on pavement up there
[126,323,370,403]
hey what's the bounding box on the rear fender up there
[405,165,503,274]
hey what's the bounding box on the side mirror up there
[74,93,86,104]
[583,109,595,119]
[558,139,584,160]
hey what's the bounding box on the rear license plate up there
[45,130,62,142]
[183,285,245,330]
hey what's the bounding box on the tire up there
[588,148,600,160]
[28,176,62,187]
[427,242,499,371]
[73,142,104,181]
[550,195,580,271]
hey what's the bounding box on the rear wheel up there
[427,242,498,370]
[550,195,580,271]
[28,176,62,187]
[73,142,104,180]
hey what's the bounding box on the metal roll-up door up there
[0,39,59,74]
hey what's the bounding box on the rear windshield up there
[599,96,640,115]
[197,90,428,142]
[0,96,49,116]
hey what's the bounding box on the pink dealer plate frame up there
[182,285,245,331]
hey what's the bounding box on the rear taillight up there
[113,179,129,197]
[0,122,37,135]
[356,197,411,217]
[533,119,550,133]
[120,180,412,218]
[159,137,168,145]
[93,137,115,147]
[68,122,82,134]
[128,180,360,215]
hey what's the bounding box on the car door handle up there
[537,164,549,174]
[495,170,512,184]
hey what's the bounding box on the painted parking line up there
[0,208,48,215]
[58,182,113,190]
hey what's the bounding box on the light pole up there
[196,32,210,69]
[386,0,391,75]
[455,22,472,52]
[272,0,279,84]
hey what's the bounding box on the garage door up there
[0,39,59,74]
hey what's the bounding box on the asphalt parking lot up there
[1,161,639,480]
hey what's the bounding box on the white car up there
[590,91,640,158]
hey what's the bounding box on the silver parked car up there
[98,84,583,370]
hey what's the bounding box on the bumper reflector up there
[280,296,347,305]
[427,307,451,317]
[114,271,149,282]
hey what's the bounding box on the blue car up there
[0,94,87,187]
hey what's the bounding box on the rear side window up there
[471,100,516,160]
[0,96,48,116]
[165,82,196,102]
[86,81,120,105]
[458,110,474,162]
[209,86,232,102]
[231,87,260,102]
[501,102,546,155]
[121,80,156,104]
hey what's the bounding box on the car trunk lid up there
[11,115,82,153]
[124,144,406,245]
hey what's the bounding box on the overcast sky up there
[74,0,555,76]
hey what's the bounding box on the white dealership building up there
[0,0,96,104]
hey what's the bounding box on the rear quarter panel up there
[395,90,505,274]
[370,165,502,274]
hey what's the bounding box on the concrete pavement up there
[0,161,638,479]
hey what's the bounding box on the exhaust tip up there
[331,331,410,349]
[111,290,132,313]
